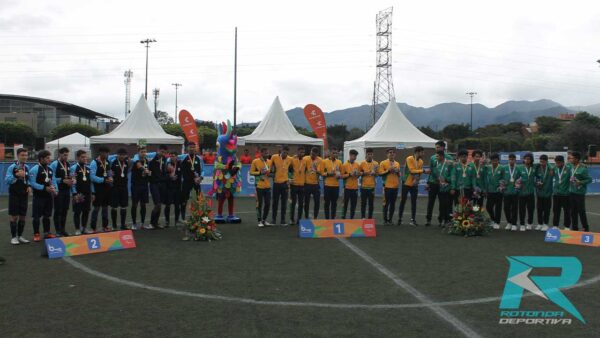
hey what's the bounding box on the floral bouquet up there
[472,186,482,200]
[73,193,85,203]
[183,192,222,241]
[498,180,507,193]
[448,197,492,237]
[515,177,523,191]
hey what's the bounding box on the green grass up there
[1,195,600,337]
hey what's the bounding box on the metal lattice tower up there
[370,7,395,127]
[124,70,133,119]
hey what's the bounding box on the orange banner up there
[178,109,200,146]
[303,104,328,150]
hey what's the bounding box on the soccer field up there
[1,195,600,337]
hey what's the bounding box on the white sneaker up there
[519,225,526,232]
[263,221,273,226]
[143,224,154,230]
[10,237,19,245]
[526,224,533,230]
[505,223,512,230]
[84,228,95,234]
[131,223,139,230]
[534,224,542,231]
[18,236,30,244]
[511,225,518,231]
[75,229,82,236]
[493,223,500,230]
[258,221,264,228]
[541,225,549,231]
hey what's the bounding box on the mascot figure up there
[210,120,242,223]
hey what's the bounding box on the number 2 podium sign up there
[299,219,376,238]
[44,230,137,259]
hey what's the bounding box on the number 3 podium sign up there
[544,228,600,247]
[299,219,377,238]
[44,230,137,259]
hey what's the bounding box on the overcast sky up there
[1,0,600,122]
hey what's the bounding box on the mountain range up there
[282,99,590,131]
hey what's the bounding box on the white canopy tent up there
[46,132,90,161]
[238,96,324,147]
[343,100,437,161]
[90,95,184,146]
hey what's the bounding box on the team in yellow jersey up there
[248,145,433,228]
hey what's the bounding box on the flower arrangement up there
[448,197,492,237]
[183,192,222,241]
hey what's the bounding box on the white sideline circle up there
[63,256,600,310]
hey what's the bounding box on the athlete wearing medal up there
[109,148,130,230]
[398,146,426,226]
[164,151,182,227]
[5,148,31,245]
[429,150,453,227]
[49,147,73,236]
[568,151,591,231]
[178,142,203,222]
[426,140,453,226]
[90,146,112,232]
[302,147,322,219]
[71,150,92,235]
[502,153,521,231]
[359,148,378,219]
[485,153,505,229]
[471,150,487,207]
[250,148,272,227]
[149,145,169,229]
[131,145,152,230]
[28,150,57,241]
[552,155,571,229]
[341,149,360,220]
[289,147,306,225]
[534,154,553,231]
[518,153,536,231]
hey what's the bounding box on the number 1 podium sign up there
[299,219,376,238]
[544,227,600,247]
[44,230,137,259]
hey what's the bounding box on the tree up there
[348,127,365,141]
[49,123,101,139]
[162,124,184,137]
[155,110,174,125]
[553,112,600,153]
[0,122,37,146]
[535,116,562,134]
[418,126,440,139]
[326,124,350,151]
[442,124,471,141]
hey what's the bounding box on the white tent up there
[90,95,184,145]
[46,132,90,161]
[238,96,324,146]
[343,100,437,161]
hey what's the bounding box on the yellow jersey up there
[302,155,322,185]
[320,158,343,187]
[379,159,401,189]
[359,160,379,189]
[290,156,306,186]
[403,155,424,187]
[270,154,293,184]
[342,161,360,190]
[250,157,271,189]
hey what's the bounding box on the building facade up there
[0,94,116,140]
